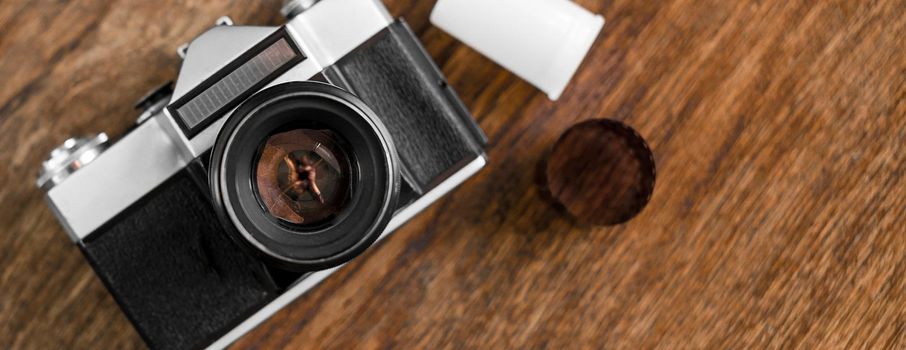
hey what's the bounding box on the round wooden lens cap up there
[545,119,656,226]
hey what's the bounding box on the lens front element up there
[255,128,352,226]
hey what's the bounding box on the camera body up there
[37,0,487,349]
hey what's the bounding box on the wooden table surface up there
[2,0,904,348]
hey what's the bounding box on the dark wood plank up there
[1,0,903,349]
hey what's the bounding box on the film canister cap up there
[543,119,656,226]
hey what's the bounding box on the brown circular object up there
[545,119,656,225]
[255,128,353,226]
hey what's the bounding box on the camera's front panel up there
[41,0,488,349]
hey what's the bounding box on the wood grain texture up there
[1,0,904,349]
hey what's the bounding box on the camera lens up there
[209,82,399,272]
[254,128,352,226]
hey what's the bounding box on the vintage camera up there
[35,0,487,348]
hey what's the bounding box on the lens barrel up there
[209,82,399,271]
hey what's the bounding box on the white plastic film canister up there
[430,0,604,100]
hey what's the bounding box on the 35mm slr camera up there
[36,0,487,348]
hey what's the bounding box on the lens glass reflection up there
[255,128,352,226]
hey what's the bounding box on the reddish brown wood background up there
[1,0,904,348]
